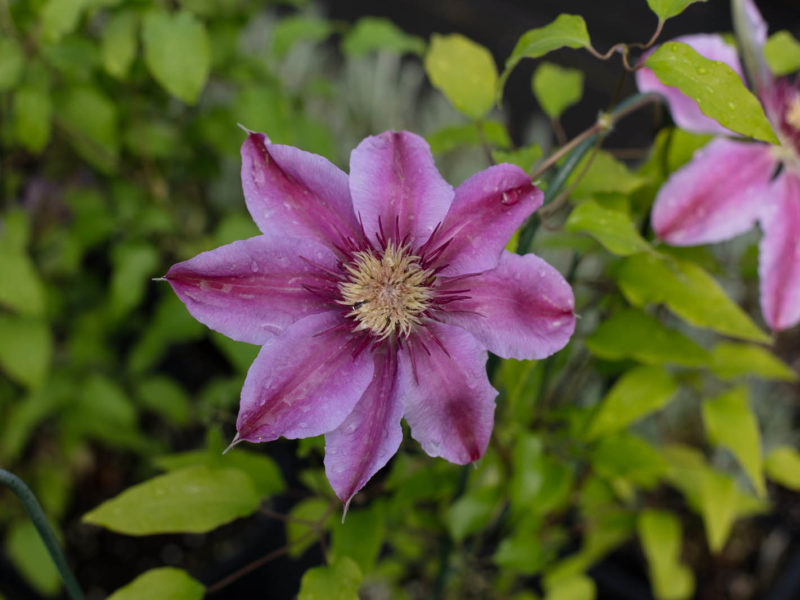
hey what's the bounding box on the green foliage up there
[764,31,800,75]
[83,466,261,534]
[708,342,797,381]
[586,309,710,367]
[270,16,333,59]
[645,42,778,143]
[0,315,53,389]
[645,0,707,21]
[425,34,498,119]
[101,11,138,79]
[565,200,650,256]
[586,366,677,440]
[107,568,205,600]
[568,151,648,199]
[544,575,596,600]
[13,85,53,153]
[331,503,385,572]
[5,522,61,597]
[702,387,765,496]
[638,510,694,600]
[500,15,591,95]
[298,557,363,600]
[341,17,425,57]
[615,252,770,342]
[142,9,210,104]
[0,37,24,91]
[765,446,800,490]
[532,62,584,120]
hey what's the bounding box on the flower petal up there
[431,164,543,276]
[636,34,745,135]
[652,137,776,245]
[241,132,360,248]
[759,172,800,331]
[400,323,496,464]
[349,131,453,248]
[436,251,575,360]
[237,313,374,442]
[324,347,405,506]
[166,235,338,345]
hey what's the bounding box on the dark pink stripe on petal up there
[237,313,373,442]
[431,164,543,276]
[759,172,800,331]
[636,34,745,136]
[400,323,496,465]
[167,235,338,345]
[241,133,359,248]
[652,138,776,245]
[437,252,575,360]
[324,347,405,505]
[349,131,453,248]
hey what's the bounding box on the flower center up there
[788,95,800,131]
[338,242,434,340]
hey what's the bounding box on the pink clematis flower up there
[636,0,800,331]
[166,130,575,506]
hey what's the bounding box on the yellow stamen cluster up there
[788,95,800,131]
[338,242,434,340]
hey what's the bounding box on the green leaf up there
[287,498,333,558]
[5,522,61,596]
[585,308,710,367]
[0,245,46,317]
[544,575,596,600]
[764,31,800,76]
[135,376,191,426]
[0,315,52,389]
[270,16,332,59]
[40,0,87,43]
[210,332,259,373]
[565,201,650,256]
[702,387,764,496]
[569,151,648,199]
[331,502,385,572]
[645,41,777,143]
[591,433,668,489]
[101,11,138,79]
[764,446,800,490]
[342,17,425,57]
[663,445,765,552]
[0,36,25,91]
[425,33,498,119]
[586,366,677,440]
[510,434,573,518]
[83,465,260,535]
[59,86,119,172]
[499,15,591,97]
[142,9,210,104]
[708,341,796,381]
[298,556,362,600]
[645,0,707,20]
[13,86,53,153]
[532,62,583,120]
[109,242,160,318]
[446,486,501,543]
[124,119,179,158]
[426,121,510,155]
[615,253,770,342]
[108,568,204,600]
[492,145,543,172]
[638,510,694,600]
[155,445,285,499]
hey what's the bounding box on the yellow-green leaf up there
[0,37,24,91]
[708,342,797,381]
[0,315,52,389]
[565,200,650,256]
[342,17,425,57]
[108,568,204,600]
[544,574,596,600]
[499,15,591,98]
[101,11,138,79]
[764,31,800,76]
[586,366,677,440]
[765,446,800,490]
[646,0,707,21]
[298,557,362,600]
[83,466,260,535]
[645,41,777,143]
[6,522,61,596]
[13,86,53,153]
[425,34,497,119]
[638,510,694,600]
[532,62,584,120]
[615,252,770,342]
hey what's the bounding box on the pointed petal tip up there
[223,433,241,455]
[341,498,352,523]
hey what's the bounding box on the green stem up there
[0,469,86,600]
